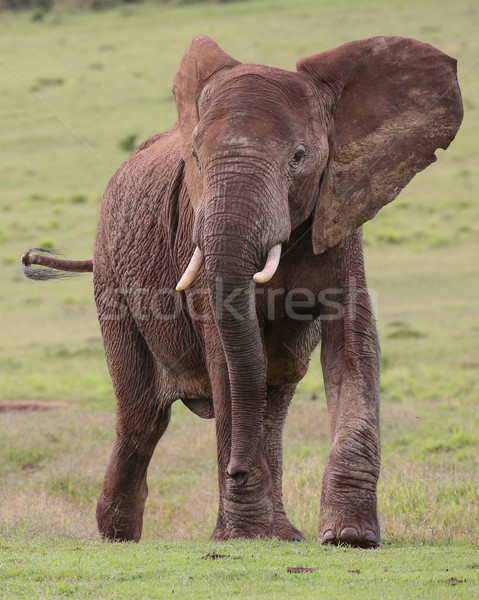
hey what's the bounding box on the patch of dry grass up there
[2,392,476,544]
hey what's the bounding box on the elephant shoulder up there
[134,123,182,160]
[98,124,185,268]
[103,124,183,208]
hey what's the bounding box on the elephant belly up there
[138,314,212,401]
[265,318,322,386]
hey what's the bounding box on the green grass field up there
[1,0,478,597]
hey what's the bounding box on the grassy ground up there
[1,539,478,599]
[1,0,478,596]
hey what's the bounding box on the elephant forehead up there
[196,110,298,150]
[199,65,316,117]
[195,68,317,148]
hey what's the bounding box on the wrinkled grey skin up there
[29,35,463,547]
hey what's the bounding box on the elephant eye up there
[192,148,201,173]
[291,148,306,166]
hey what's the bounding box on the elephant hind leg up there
[96,315,172,542]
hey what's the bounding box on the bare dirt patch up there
[287,566,315,574]
[0,400,70,412]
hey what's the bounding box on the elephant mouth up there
[176,243,282,291]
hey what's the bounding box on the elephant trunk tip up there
[226,468,248,486]
[227,453,254,485]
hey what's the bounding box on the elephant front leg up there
[319,274,381,548]
[262,384,305,541]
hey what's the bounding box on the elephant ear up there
[297,36,463,254]
[173,35,240,198]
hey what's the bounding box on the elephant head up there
[173,35,462,481]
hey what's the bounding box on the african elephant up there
[22,35,462,547]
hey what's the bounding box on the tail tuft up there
[21,248,80,281]
[21,263,76,280]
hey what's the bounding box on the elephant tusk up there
[253,243,282,284]
[176,247,205,291]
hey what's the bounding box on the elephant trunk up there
[202,211,267,481]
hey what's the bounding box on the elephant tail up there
[21,248,93,281]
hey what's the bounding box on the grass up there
[0,0,478,596]
[1,539,478,599]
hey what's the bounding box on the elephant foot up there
[210,523,272,541]
[96,492,145,542]
[318,487,380,548]
[272,514,305,542]
[211,513,304,542]
[211,463,276,541]
[319,449,380,548]
[211,524,304,542]
[319,515,379,548]
[273,525,305,542]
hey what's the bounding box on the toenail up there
[339,527,360,542]
[364,530,378,544]
[322,530,335,543]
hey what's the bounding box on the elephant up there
[22,35,462,547]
